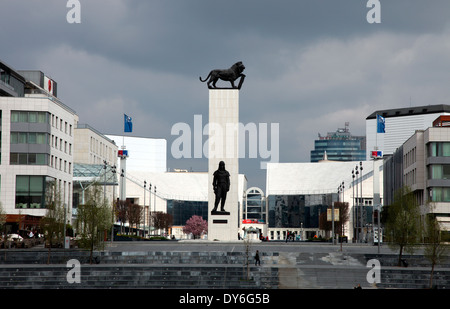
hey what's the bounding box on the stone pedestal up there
[208,89,239,241]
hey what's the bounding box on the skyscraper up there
[310,123,366,162]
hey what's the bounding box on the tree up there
[40,179,65,264]
[0,202,7,252]
[384,186,422,266]
[127,203,142,236]
[75,184,112,264]
[152,211,173,236]
[116,199,129,234]
[183,215,207,239]
[424,204,449,288]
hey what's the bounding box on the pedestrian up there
[255,250,261,266]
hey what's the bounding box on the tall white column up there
[208,89,239,241]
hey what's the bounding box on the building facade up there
[0,62,78,231]
[384,117,450,234]
[266,161,381,242]
[310,124,366,162]
[366,105,450,161]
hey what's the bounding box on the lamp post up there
[340,181,344,251]
[154,186,157,236]
[103,160,107,203]
[149,183,152,237]
[355,166,359,242]
[352,169,355,243]
[111,165,116,244]
[359,161,364,243]
[144,180,146,238]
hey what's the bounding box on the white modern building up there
[384,116,450,234]
[72,124,119,222]
[0,62,78,232]
[106,135,167,173]
[74,124,118,166]
[366,105,450,160]
[266,160,383,242]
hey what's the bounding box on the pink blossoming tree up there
[183,215,208,239]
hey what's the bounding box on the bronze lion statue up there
[200,61,246,89]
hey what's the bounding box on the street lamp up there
[103,160,107,203]
[360,161,364,243]
[144,180,146,238]
[111,165,116,243]
[355,166,359,242]
[149,183,152,236]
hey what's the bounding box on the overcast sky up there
[2,1,450,190]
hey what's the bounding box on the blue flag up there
[377,114,385,133]
[124,114,132,132]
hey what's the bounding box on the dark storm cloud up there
[2,0,450,189]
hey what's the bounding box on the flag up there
[124,114,132,132]
[376,114,385,133]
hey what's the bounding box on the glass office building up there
[310,124,366,162]
[167,200,208,226]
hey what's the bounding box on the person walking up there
[255,250,261,266]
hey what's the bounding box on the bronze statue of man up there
[212,161,230,212]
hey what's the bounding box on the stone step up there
[377,268,450,289]
[0,265,279,289]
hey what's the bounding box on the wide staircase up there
[0,250,277,289]
[0,249,449,289]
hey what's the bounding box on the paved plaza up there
[104,240,400,256]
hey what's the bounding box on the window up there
[10,132,48,144]
[10,153,47,165]
[431,187,450,202]
[429,142,450,157]
[11,111,48,123]
[429,165,450,179]
[15,175,53,209]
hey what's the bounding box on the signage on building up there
[44,76,55,96]
[327,209,339,221]
[371,150,383,158]
[118,150,128,157]
[242,219,265,224]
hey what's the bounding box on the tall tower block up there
[207,89,239,241]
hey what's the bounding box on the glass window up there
[11,111,19,123]
[10,132,18,144]
[15,175,48,209]
[432,187,450,202]
[18,132,27,144]
[18,153,27,164]
[429,142,450,157]
[28,133,37,144]
[16,176,29,193]
[444,165,450,179]
[28,112,37,123]
[28,153,37,164]
[30,176,43,192]
[36,133,46,144]
[36,154,46,165]
[19,112,28,123]
[10,153,18,164]
[37,112,47,123]
[444,144,450,156]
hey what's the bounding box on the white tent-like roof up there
[266,161,374,196]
